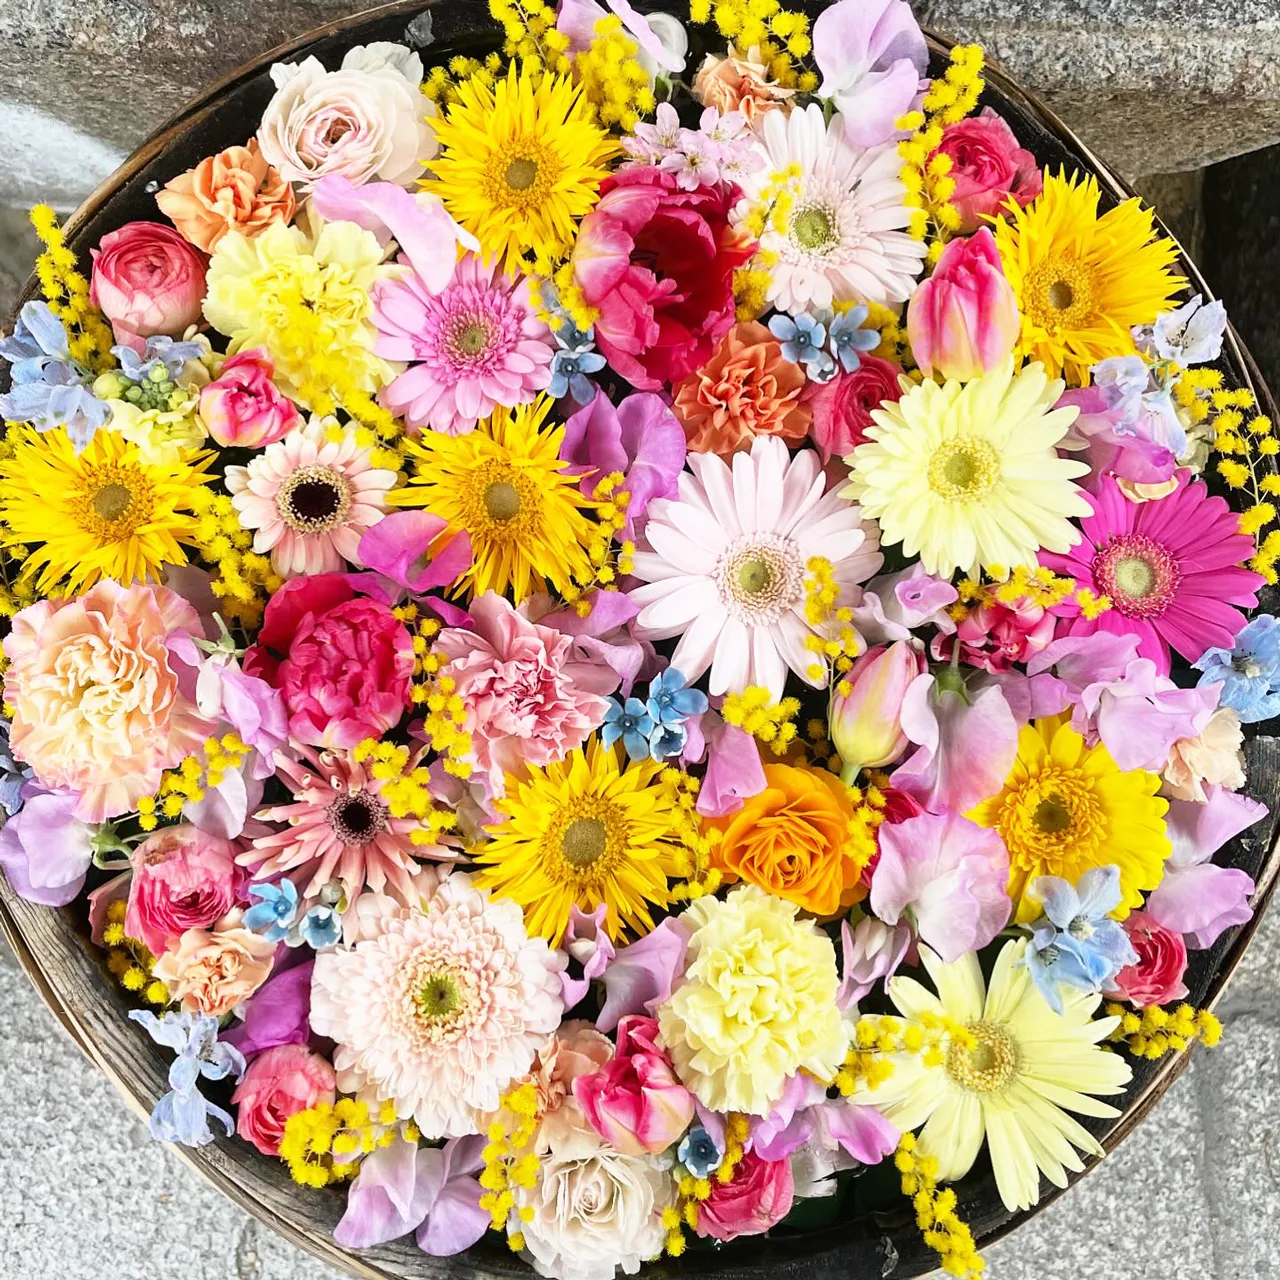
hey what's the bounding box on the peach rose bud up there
[830,640,926,782]
[907,228,1020,381]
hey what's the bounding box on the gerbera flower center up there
[927,437,1000,502]
[93,482,133,521]
[415,973,461,1020]
[71,461,155,541]
[1022,254,1096,331]
[483,480,523,523]
[540,796,628,890]
[486,139,562,212]
[716,535,804,622]
[276,464,353,533]
[791,204,837,252]
[327,790,390,847]
[997,767,1105,873]
[1092,532,1181,619]
[946,1020,1019,1094]
[561,817,608,869]
[505,157,539,190]
[451,318,495,359]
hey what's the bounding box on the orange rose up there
[692,49,796,127]
[156,140,296,253]
[673,321,811,456]
[706,763,865,915]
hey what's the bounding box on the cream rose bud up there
[257,42,439,190]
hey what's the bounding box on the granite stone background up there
[4,0,1280,1277]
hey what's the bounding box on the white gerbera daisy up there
[735,102,928,313]
[628,436,882,698]
[844,357,1091,578]
[856,939,1133,1213]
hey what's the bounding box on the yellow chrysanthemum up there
[994,169,1186,385]
[968,713,1171,923]
[388,396,597,603]
[475,738,684,943]
[0,425,214,594]
[422,63,618,272]
[202,219,395,409]
[844,357,1091,578]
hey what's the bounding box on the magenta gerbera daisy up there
[1040,473,1264,674]
[371,253,555,435]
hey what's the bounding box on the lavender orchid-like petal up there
[357,510,473,596]
[696,719,767,817]
[335,1138,431,1248]
[598,917,690,1032]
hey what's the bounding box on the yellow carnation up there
[107,397,207,467]
[657,884,847,1115]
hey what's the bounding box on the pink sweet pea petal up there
[598,917,690,1032]
[697,719,767,817]
[824,1100,900,1165]
[335,1138,432,1249]
[357,510,473,596]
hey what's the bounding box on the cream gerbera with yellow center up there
[857,940,1131,1213]
[844,357,1091,578]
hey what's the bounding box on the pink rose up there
[232,1044,336,1155]
[931,108,1043,234]
[801,355,903,463]
[907,228,1020,381]
[198,348,300,448]
[89,220,207,352]
[1108,910,1189,1008]
[436,593,615,796]
[244,574,413,749]
[151,910,278,1017]
[571,168,756,390]
[573,1016,694,1156]
[695,1148,794,1242]
[125,824,248,956]
[934,592,1056,673]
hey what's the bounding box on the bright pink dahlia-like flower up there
[1040,473,1264,675]
[695,1147,794,1242]
[372,253,555,435]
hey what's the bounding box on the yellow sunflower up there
[993,169,1186,386]
[475,737,685,943]
[422,63,618,272]
[967,713,1170,924]
[388,396,598,603]
[0,425,214,594]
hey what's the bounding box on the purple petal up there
[416,1175,490,1256]
[824,1100,900,1165]
[334,1139,431,1249]
[357,510,473,595]
[598,917,690,1032]
[696,720,766,817]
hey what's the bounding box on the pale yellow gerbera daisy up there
[855,940,1132,1213]
[843,357,1091,578]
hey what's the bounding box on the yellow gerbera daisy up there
[994,169,1186,385]
[422,63,618,272]
[388,396,598,603]
[855,940,1132,1213]
[844,357,1091,578]
[0,425,214,594]
[475,738,684,943]
[968,713,1170,923]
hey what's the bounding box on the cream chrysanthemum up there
[657,884,847,1115]
[844,357,1090,578]
[309,871,564,1139]
[855,940,1132,1213]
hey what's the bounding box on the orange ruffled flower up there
[692,48,797,127]
[157,140,296,253]
[672,320,812,457]
[706,763,865,915]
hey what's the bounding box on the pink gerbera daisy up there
[226,417,396,578]
[372,253,555,435]
[628,435,883,697]
[1040,473,1264,674]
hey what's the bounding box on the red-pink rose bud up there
[1108,910,1189,1008]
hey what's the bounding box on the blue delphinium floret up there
[1194,614,1280,724]
[828,305,880,373]
[602,696,656,761]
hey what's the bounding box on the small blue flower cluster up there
[602,669,708,763]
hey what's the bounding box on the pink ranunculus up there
[1107,911,1189,1008]
[244,574,414,749]
[695,1148,794,1242]
[802,354,904,463]
[125,824,248,956]
[573,1015,694,1156]
[829,641,928,780]
[89,220,207,351]
[232,1043,337,1155]
[870,808,1011,962]
[571,167,756,391]
[931,108,1044,234]
[934,592,1056,674]
[198,347,300,448]
[435,592,616,795]
[907,228,1020,381]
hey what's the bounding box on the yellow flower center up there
[505,157,539,190]
[457,461,543,547]
[1022,254,1096,331]
[485,139,563,213]
[946,1020,1019,1094]
[1113,555,1156,598]
[737,556,774,596]
[277,464,353,534]
[73,463,154,541]
[791,204,837,251]
[543,796,627,888]
[995,766,1105,874]
[927,437,1000,502]
[483,480,522,523]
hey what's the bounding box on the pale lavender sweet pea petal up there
[696,719,766,817]
[823,1100,899,1165]
[851,567,957,645]
[982,671,1071,724]
[1026,631,1142,691]
[335,1138,433,1249]
[417,1137,491,1256]
[836,916,912,1009]
[598,916,690,1032]
[183,766,263,839]
[556,0,610,54]
[357,510,473,596]
[560,902,615,1007]
[0,789,95,906]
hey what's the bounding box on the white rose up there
[257,44,437,191]
[515,1134,674,1280]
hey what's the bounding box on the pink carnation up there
[436,593,615,794]
[232,1044,337,1155]
[696,1148,794,1242]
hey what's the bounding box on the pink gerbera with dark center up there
[371,253,555,435]
[1040,473,1264,674]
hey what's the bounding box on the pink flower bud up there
[830,640,926,780]
[907,228,1020,381]
[198,348,300,448]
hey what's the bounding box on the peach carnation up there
[151,910,277,1017]
[156,140,296,253]
[672,320,811,456]
[527,1022,615,1154]
[3,581,210,822]
[692,48,797,126]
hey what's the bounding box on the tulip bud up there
[907,227,1020,381]
[830,640,926,781]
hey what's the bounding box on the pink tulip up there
[907,228,1020,381]
[573,1015,694,1155]
[199,348,300,448]
[830,640,926,782]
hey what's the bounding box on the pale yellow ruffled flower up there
[108,397,208,467]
